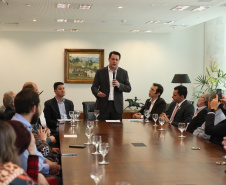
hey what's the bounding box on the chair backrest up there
[82,101,96,120]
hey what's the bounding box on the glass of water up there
[94,110,99,122]
[152,114,158,127]
[178,123,186,138]
[92,135,102,155]
[98,143,109,165]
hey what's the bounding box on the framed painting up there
[64,49,104,83]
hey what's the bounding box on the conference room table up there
[59,119,226,185]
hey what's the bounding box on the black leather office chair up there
[82,101,96,120]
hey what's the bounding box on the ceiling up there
[1,0,226,33]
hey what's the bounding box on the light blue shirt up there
[56,97,68,119]
[11,113,50,174]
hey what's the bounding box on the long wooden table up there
[59,120,226,185]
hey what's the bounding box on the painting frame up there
[64,49,104,83]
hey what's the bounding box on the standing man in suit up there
[44,82,74,131]
[133,83,166,119]
[161,85,194,127]
[91,51,131,120]
[186,93,209,133]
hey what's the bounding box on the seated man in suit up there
[133,83,166,119]
[205,93,226,146]
[44,82,74,132]
[220,94,226,115]
[193,92,225,140]
[161,85,194,127]
[186,93,209,133]
[3,91,16,120]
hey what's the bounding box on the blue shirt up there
[56,97,68,119]
[11,113,50,174]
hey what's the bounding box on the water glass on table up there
[158,116,165,131]
[152,114,158,126]
[84,127,93,145]
[98,143,109,165]
[92,135,102,155]
[90,164,104,185]
[178,123,186,138]
[69,111,75,127]
[94,110,99,121]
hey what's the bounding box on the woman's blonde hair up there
[0,121,19,165]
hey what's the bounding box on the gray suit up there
[91,66,131,119]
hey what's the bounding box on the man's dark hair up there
[54,82,64,90]
[109,51,121,60]
[174,85,187,98]
[14,89,40,114]
[153,83,164,96]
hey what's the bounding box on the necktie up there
[170,104,179,122]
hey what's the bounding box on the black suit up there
[165,100,194,127]
[205,111,226,146]
[186,107,209,133]
[44,98,74,130]
[139,98,166,119]
[91,66,131,119]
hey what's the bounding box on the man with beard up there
[11,89,61,178]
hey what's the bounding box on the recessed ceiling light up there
[144,30,152,33]
[117,6,123,9]
[25,4,31,7]
[171,6,190,11]
[33,19,36,22]
[146,20,160,24]
[164,21,174,24]
[130,30,140,32]
[57,3,70,9]
[57,19,67,23]
[192,6,210,11]
[71,29,79,32]
[79,4,91,9]
[56,29,65,32]
[74,19,84,23]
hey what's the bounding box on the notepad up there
[105,120,121,122]
[64,134,77,138]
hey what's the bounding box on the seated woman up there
[0,121,38,185]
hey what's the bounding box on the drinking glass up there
[90,164,104,185]
[87,121,94,129]
[98,143,109,165]
[152,114,158,127]
[144,110,150,122]
[75,110,81,122]
[84,128,93,145]
[178,123,186,138]
[94,110,99,122]
[158,117,165,131]
[92,135,102,155]
[69,111,75,127]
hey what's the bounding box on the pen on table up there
[61,153,77,156]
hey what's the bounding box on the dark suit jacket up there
[186,107,209,133]
[139,97,166,119]
[91,66,131,115]
[44,97,74,129]
[165,100,194,127]
[205,111,226,146]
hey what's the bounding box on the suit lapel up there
[53,98,61,118]
[104,67,110,88]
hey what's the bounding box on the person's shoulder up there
[97,66,108,72]
[64,98,73,103]
[44,97,55,104]
[158,97,166,103]
[118,67,127,73]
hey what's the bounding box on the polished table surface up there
[59,119,226,185]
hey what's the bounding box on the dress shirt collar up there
[55,97,65,103]
[149,97,158,104]
[108,66,118,73]
[11,113,33,132]
[177,99,186,107]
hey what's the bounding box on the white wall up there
[0,23,204,111]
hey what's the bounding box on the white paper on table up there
[129,119,143,122]
[64,134,77,138]
[57,119,72,122]
[105,120,121,122]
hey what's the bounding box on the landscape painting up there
[64,49,104,83]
